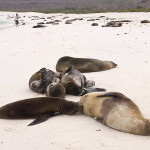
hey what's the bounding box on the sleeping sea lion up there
[79,92,150,136]
[56,56,117,73]
[47,83,66,98]
[0,97,81,126]
[61,67,106,96]
[29,68,61,94]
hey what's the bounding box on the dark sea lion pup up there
[0,97,81,126]
[56,56,117,73]
[47,83,66,98]
[79,92,150,136]
[29,68,61,94]
[61,67,106,96]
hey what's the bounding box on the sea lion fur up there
[79,92,150,135]
[47,83,66,98]
[0,97,81,126]
[29,68,61,94]
[56,56,117,73]
[61,67,106,95]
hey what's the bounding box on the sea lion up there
[0,97,81,126]
[29,68,61,94]
[47,83,66,98]
[56,56,117,73]
[79,92,150,136]
[61,67,106,96]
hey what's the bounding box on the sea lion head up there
[61,67,84,95]
[30,80,46,93]
[62,101,83,115]
[47,83,66,97]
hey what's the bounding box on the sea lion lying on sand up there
[29,68,61,94]
[56,56,117,73]
[61,67,106,96]
[0,97,81,126]
[47,83,66,98]
[79,92,150,136]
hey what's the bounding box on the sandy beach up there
[0,11,150,150]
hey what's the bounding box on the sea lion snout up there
[111,61,117,68]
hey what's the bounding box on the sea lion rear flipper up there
[28,112,60,126]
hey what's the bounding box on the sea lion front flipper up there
[80,88,106,96]
[97,92,126,99]
[52,78,60,83]
[64,66,73,74]
[84,80,95,88]
[96,118,105,124]
[28,112,60,126]
[38,68,47,73]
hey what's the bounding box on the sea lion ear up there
[64,66,73,74]
[39,68,47,73]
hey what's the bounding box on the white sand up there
[0,12,150,150]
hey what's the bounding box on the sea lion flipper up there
[97,92,126,99]
[80,88,106,96]
[96,118,104,124]
[84,80,95,88]
[38,68,47,73]
[64,66,73,74]
[28,113,54,126]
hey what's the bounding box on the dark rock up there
[33,24,47,28]
[52,22,59,25]
[40,17,46,19]
[63,17,69,19]
[46,21,54,24]
[65,20,72,24]
[141,20,150,23]
[37,22,45,25]
[115,20,131,22]
[99,16,105,18]
[102,21,122,27]
[54,20,62,23]
[92,23,98,26]
[87,19,95,21]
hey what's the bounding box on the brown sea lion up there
[0,97,81,126]
[56,56,117,73]
[29,68,61,94]
[47,83,66,98]
[61,67,106,96]
[79,92,150,136]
